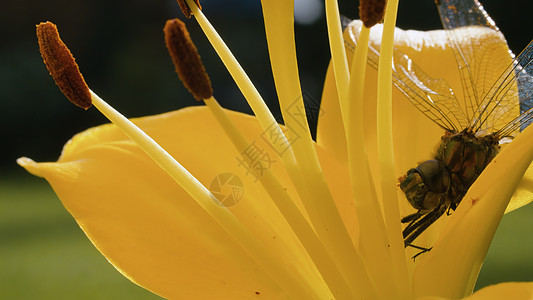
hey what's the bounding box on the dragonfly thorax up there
[400,130,500,214]
[436,130,500,198]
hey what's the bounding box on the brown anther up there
[176,0,202,18]
[360,0,387,28]
[36,22,92,110]
[164,18,213,100]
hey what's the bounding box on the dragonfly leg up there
[407,243,433,261]
[402,211,427,240]
[401,210,425,224]
[401,210,429,241]
[403,204,447,249]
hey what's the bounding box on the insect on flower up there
[346,0,533,254]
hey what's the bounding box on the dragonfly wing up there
[492,40,533,137]
[391,50,469,131]
[343,21,467,131]
[517,42,533,130]
[437,0,513,128]
[436,0,497,30]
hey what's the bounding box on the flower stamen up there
[164,17,355,299]
[182,0,305,194]
[175,0,201,19]
[164,19,212,100]
[360,0,387,28]
[36,22,92,109]
[36,21,314,299]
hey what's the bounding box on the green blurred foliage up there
[2,0,531,171]
[476,204,533,288]
[1,173,532,298]
[0,173,161,299]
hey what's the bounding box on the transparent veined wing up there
[342,19,468,131]
[517,42,533,130]
[490,40,533,138]
[436,0,514,128]
[391,50,469,132]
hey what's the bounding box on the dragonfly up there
[342,0,533,254]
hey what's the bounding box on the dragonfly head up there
[399,159,450,211]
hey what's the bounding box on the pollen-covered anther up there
[36,22,92,110]
[359,0,387,28]
[164,18,213,100]
[176,0,202,18]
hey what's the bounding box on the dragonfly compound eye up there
[399,159,450,211]
[415,159,450,194]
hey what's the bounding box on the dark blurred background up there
[2,0,532,173]
[1,0,533,298]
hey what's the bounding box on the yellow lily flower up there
[18,0,533,299]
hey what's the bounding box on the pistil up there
[375,0,411,297]
[345,1,393,298]
[259,0,376,297]
[164,17,355,299]
[325,0,350,129]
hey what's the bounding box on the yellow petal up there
[463,282,533,300]
[319,62,349,165]
[19,107,351,299]
[506,164,533,213]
